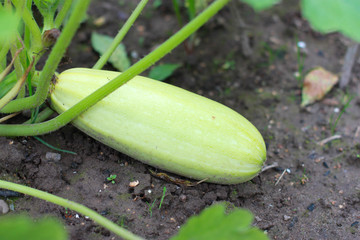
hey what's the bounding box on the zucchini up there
[50,68,266,184]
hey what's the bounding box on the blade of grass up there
[158,186,166,209]
[33,136,77,155]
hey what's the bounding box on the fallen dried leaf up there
[301,67,339,107]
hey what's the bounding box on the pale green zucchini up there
[51,68,266,184]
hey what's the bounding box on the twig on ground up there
[275,169,286,186]
[261,162,279,172]
[317,135,342,146]
[340,43,359,88]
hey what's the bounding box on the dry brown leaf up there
[301,67,338,107]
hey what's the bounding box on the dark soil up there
[1,0,360,239]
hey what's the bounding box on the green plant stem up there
[0,71,26,110]
[172,0,183,26]
[0,180,144,240]
[0,41,10,72]
[54,0,72,28]
[93,0,148,70]
[24,107,54,124]
[0,0,230,136]
[10,40,24,81]
[23,0,32,50]
[187,0,196,20]
[11,0,42,53]
[1,0,91,114]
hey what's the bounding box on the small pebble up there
[351,221,359,227]
[308,152,317,160]
[45,152,61,162]
[288,216,298,229]
[307,203,315,212]
[179,194,187,202]
[283,215,291,221]
[0,200,9,214]
[255,216,262,222]
[322,162,329,168]
[131,50,139,59]
[323,170,331,176]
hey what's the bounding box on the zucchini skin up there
[51,68,266,184]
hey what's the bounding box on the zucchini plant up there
[1,0,358,239]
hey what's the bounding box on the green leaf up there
[91,32,131,71]
[240,0,280,11]
[0,215,68,240]
[148,63,181,81]
[301,0,360,42]
[153,0,162,9]
[171,204,269,240]
[0,9,19,43]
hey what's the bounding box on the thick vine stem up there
[0,0,230,136]
[0,0,92,114]
[0,180,144,240]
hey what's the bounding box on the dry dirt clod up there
[45,152,61,162]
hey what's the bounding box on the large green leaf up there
[301,0,360,42]
[241,0,280,11]
[171,204,268,240]
[91,32,131,71]
[0,215,67,240]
